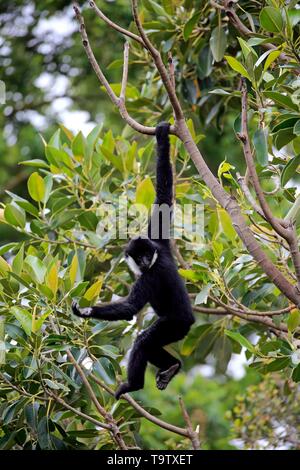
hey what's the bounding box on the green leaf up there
[0,256,11,276]
[218,208,236,241]
[12,243,24,275]
[100,146,123,172]
[292,363,300,382]
[225,329,256,354]
[183,12,201,41]
[86,124,103,160]
[225,56,251,81]
[274,127,296,150]
[237,37,257,59]
[195,284,212,305]
[264,91,299,112]
[19,159,49,169]
[0,243,18,256]
[162,0,174,14]
[260,7,284,32]
[4,203,26,229]
[43,175,53,204]
[72,131,86,159]
[281,154,300,187]
[27,172,46,203]
[293,120,300,136]
[143,0,170,17]
[100,83,140,100]
[135,176,156,210]
[84,278,103,301]
[24,255,46,284]
[264,49,281,71]
[11,307,32,336]
[178,269,202,282]
[210,26,227,62]
[265,357,290,372]
[5,191,39,217]
[253,128,268,166]
[197,46,213,79]
[287,309,300,332]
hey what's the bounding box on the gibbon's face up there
[125,237,158,275]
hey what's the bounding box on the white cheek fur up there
[149,251,158,268]
[126,256,142,276]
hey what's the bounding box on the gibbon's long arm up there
[148,122,173,242]
[72,277,148,321]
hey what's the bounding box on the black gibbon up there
[72,122,195,398]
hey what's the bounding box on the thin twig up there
[236,172,265,219]
[89,0,144,45]
[67,350,127,449]
[46,389,112,430]
[73,2,156,135]
[179,396,200,450]
[90,373,190,439]
[237,79,289,238]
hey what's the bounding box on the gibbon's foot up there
[156,363,181,390]
[71,301,92,318]
[115,382,132,399]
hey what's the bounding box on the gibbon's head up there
[125,236,158,275]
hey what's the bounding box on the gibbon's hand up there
[155,121,170,144]
[71,301,92,318]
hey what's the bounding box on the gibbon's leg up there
[147,348,181,391]
[115,317,191,398]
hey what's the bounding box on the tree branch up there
[46,389,112,430]
[120,42,129,102]
[67,350,127,449]
[236,172,266,220]
[89,0,144,45]
[237,79,289,238]
[73,2,156,135]
[75,1,300,306]
[239,80,300,290]
[90,373,191,439]
[131,0,184,121]
[179,396,200,450]
[221,0,292,64]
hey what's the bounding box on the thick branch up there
[131,0,183,121]
[176,118,300,306]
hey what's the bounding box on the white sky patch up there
[226,350,247,380]
[33,9,76,44]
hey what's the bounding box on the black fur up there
[72,122,195,398]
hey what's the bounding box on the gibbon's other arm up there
[72,277,148,321]
[148,122,173,242]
